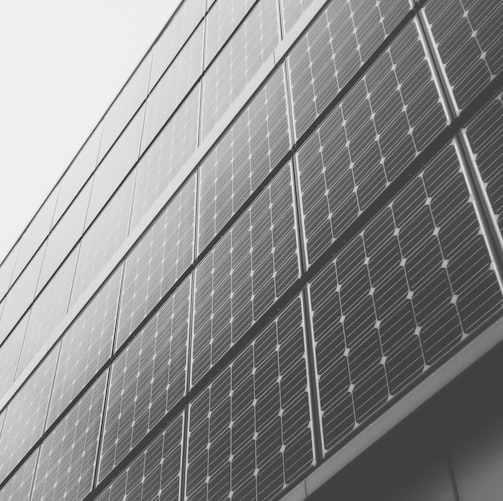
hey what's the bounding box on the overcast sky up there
[0,0,180,262]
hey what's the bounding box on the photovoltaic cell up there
[0,245,19,302]
[296,20,448,265]
[288,0,412,138]
[131,86,199,228]
[99,278,190,480]
[201,0,280,140]
[192,165,299,386]
[308,144,503,454]
[87,106,144,226]
[205,0,255,65]
[150,0,206,89]
[279,0,317,35]
[142,23,203,151]
[198,66,291,252]
[424,0,503,110]
[0,316,28,400]
[98,54,152,161]
[116,177,196,349]
[0,349,57,485]
[70,173,133,306]
[18,248,78,376]
[46,267,122,429]
[0,449,38,501]
[31,373,107,501]
[96,415,183,501]
[465,94,503,239]
[186,296,313,501]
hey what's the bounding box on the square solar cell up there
[96,415,183,501]
[0,449,38,501]
[186,296,314,501]
[308,143,503,455]
[296,19,448,265]
[198,65,291,252]
[288,0,412,139]
[117,177,196,349]
[192,165,300,386]
[31,373,107,501]
[46,267,122,429]
[99,278,190,480]
[201,0,280,140]
[142,23,203,151]
[0,349,58,485]
[465,94,503,239]
[424,0,503,111]
[131,87,199,228]
[205,0,255,65]
[70,173,134,306]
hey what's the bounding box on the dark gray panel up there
[142,23,203,151]
[88,105,144,226]
[132,86,199,228]
[192,165,299,386]
[18,248,78,375]
[309,144,502,455]
[0,350,58,485]
[99,278,190,480]
[31,373,107,501]
[96,415,183,501]
[288,0,411,139]
[205,0,255,65]
[70,172,134,306]
[465,95,503,239]
[297,20,447,265]
[99,54,152,161]
[150,0,206,88]
[47,267,122,429]
[201,0,280,140]
[117,177,196,349]
[0,449,38,501]
[186,296,313,501]
[424,0,503,110]
[198,65,291,252]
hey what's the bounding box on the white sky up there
[0,0,180,263]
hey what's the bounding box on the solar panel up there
[0,243,45,345]
[98,54,152,162]
[0,449,38,501]
[465,95,503,239]
[150,0,206,89]
[46,267,122,429]
[131,86,199,228]
[201,0,280,140]
[31,372,107,501]
[116,177,196,349]
[279,0,317,35]
[0,349,58,485]
[38,180,91,290]
[70,173,133,305]
[0,315,29,400]
[192,165,300,387]
[308,143,503,454]
[96,414,183,501]
[18,248,78,375]
[424,0,503,111]
[296,19,448,265]
[87,106,144,226]
[0,245,18,301]
[142,24,203,151]
[186,296,313,501]
[288,0,412,139]
[99,278,190,480]
[198,66,291,252]
[205,0,256,65]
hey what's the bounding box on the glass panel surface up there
[0,244,19,301]
[0,449,38,501]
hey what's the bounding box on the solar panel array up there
[1,0,503,500]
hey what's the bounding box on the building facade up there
[0,0,503,499]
